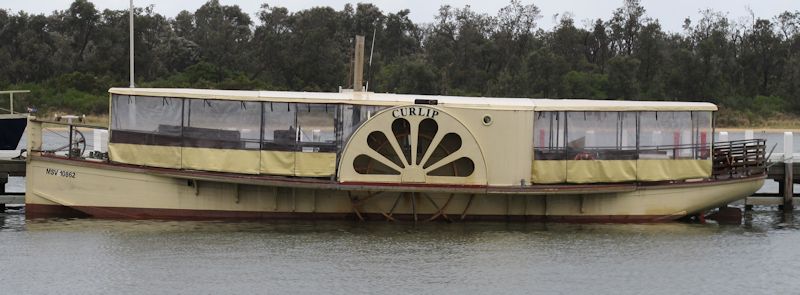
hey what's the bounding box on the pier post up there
[783,132,793,210]
[0,172,7,212]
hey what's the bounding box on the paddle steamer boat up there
[23,87,767,222]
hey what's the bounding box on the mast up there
[366,28,376,91]
[129,0,135,88]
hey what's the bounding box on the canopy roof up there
[109,88,718,111]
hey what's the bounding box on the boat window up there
[693,111,712,160]
[339,105,388,145]
[110,95,183,146]
[533,111,566,160]
[566,112,637,160]
[183,99,261,150]
[262,102,298,151]
[639,112,697,159]
[296,104,337,152]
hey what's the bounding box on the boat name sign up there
[392,106,439,119]
[45,168,76,179]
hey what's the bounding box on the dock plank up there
[0,158,26,176]
[746,196,800,206]
[0,194,24,204]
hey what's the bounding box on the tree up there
[745,19,781,95]
[608,0,647,56]
[191,0,252,80]
[635,22,665,98]
[607,55,640,99]
[0,0,798,124]
[374,56,437,94]
[586,19,611,72]
[524,48,569,97]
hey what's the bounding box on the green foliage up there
[524,48,568,97]
[716,95,789,126]
[607,56,641,100]
[561,71,608,99]
[0,0,798,126]
[5,81,108,115]
[374,56,437,94]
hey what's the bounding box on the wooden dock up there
[0,157,25,208]
[741,131,797,209]
[742,162,799,208]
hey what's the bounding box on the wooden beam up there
[353,35,365,92]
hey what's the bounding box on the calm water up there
[1,210,800,294]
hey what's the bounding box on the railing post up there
[784,132,793,210]
[68,125,74,159]
[27,117,42,162]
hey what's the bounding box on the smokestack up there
[353,35,365,92]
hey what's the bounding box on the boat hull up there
[25,156,765,222]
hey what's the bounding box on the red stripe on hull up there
[25,203,90,218]
[25,203,680,223]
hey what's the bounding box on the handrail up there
[534,143,708,151]
[31,118,108,130]
[0,90,30,114]
[712,139,767,179]
[28,118,108,160]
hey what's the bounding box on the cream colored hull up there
[25,157,764,222]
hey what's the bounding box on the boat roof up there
[109,88,718,111]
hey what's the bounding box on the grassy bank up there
[715,111,800,129]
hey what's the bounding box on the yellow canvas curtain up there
[531,160,566,184]
[636,159,711,181]
[260,151,295,176]
[567,160,637,183]
[531,159,712,184]
[183,148,260,174]
[109,143,336,177]
[109,143,181,169]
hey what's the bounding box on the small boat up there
[23,87,766,222]
[0,114,26,150]
[0,90,29,150]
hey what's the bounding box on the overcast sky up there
[3,0,799,32]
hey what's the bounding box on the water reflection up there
[2,208,800,293]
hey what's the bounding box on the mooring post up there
[0,172,7,212]
[783,132,793,210]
